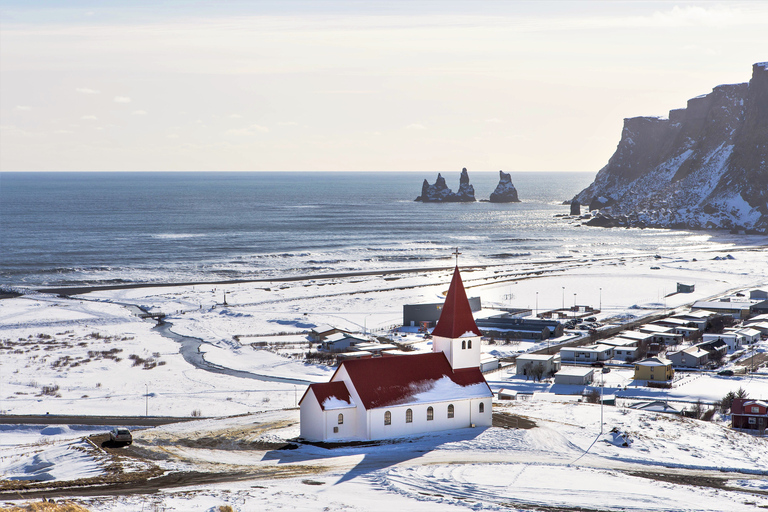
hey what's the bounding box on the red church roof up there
[431,266,483,338]
[300,381,352,410]
[335,352,490,410]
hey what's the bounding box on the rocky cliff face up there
[416,168,476,202]
[489,171,521,203]
[573,63,768,234]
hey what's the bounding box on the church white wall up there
[299,388,326,441]
[323,406,358,441]
[331,365,370,440]
[432,335,481,370]
[367,397,490,440]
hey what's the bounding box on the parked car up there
[109,428,132,444]
[717,369,734,376]
[584,317,596,323]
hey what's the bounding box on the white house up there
[734,327,761,344]
[299,266,493,442]
[667,346,709,368]
[554,366,594,386]
[559,344,613,363]
[514,353,561,377]
[702,332,743,352]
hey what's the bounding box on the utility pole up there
[599,287,602,312]
[561,287,565,315]
[145,383,148,417]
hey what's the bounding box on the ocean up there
[0,171,738,288]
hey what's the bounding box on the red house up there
[731,398,768,433]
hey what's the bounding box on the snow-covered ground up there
[2,244,768,510]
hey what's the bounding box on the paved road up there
[0,414,196,426]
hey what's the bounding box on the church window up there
[338,413,343,425]
[462,340,466,350]
[479,402,485,413]
[384,411,391,425]
[406,408,413,423]
[427,406,434,421]
[447,404,455,418]
[468,339,472,349]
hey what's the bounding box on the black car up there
[717,370,734,377]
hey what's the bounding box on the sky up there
[1,1,766,172]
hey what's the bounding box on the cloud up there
[484,118,503,124]
[167,133,180,139]
[15,105,32,111]
[81,115,98,120]
[224,124,270,136]
[405,123,426,130]
[114,96,131,103]
[132,110,148,115]
[228,114,242,118]
[76,88,100,94]
[54,129,73,134]
[278,121,298,126]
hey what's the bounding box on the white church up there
[299,266,493,441]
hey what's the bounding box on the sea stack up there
[570,199,581,216]
[489,171,520,203]
[415,168,476,202]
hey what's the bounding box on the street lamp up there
[535,292,539,318]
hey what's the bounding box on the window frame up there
[384,411,391,425]
[427,406,434,421]
[447,404,455,419]
[405,408,413,423]
[338,413,344,425]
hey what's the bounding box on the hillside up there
[573,62,768,234]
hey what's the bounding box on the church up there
[299,266,493,441]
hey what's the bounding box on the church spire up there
[431,266,483,339]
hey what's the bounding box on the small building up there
[692,300,753,320]
[667,347,709,368]
[677,283,695,293]
[629,400,681,415]
[671,311,712,330]
[633,357,674,381]
[734,328,761,344]
[750,289,768,301]
[497,388,517,400]
[745,321,768,335]
[554,366,594,386]
[702,332,743,352]
[351,342,400,356]
[480,353,500,372]
[612,346,639,362]
[403,296,482,328]
[752,300,768,316]
[617,331,653,345]
[731,398,768,432]
[321,333,369,352]
[559,344,613,363]
[476,315,564,341]
[310,325,343,342]
[696,339,728,360]
[514,353,561,377]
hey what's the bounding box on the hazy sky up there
[1,1,766,172]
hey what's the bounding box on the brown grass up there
[0,501,91,512]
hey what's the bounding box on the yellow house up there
[634,357,674,381]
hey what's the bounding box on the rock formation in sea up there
[570,199,580,216]
[489,171,520,203]
[415,168,476,202]
[571,62,768,234]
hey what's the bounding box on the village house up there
[299,266,493,442]
[731,398,768,433]
[667,346,709,368]
[514,353,561,378]
[638,324,683,345]
[731,327,761,345]
[696,339,728,361]
[320,332,369,352]
[633,357,674,382]
[692,300,753,320]
[554,366,594,386]
[559,344,613,363]
[670,310,712,331]
[702,332,743,352]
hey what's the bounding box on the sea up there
[0,171,745,289]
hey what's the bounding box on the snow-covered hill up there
[573,62,768,234]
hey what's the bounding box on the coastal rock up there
[415,169,476,202]
[570,199,581,216]
[489,171,520,203]
[572,62,768,234]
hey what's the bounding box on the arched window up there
[468,339,472,349]
[462,340,466,349]
[384,411,391,425]
[406,408,413,423]
[479,402,485,414]
[338,413,344,425]
[427,406,434,421]
[447,404,455,419]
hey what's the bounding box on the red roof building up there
[732,398,768,432]
[300,266,492,442]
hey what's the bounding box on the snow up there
[409,376,490,403]
[322,396,353,410]
[2,244,768,510]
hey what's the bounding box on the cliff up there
[416,168,476,202]
[573,62,768,234]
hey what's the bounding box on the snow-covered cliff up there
[573,62,768,234]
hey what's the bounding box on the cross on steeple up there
[452,247,461,266]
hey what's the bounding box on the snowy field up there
[2,243,768,510]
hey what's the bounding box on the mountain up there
[572,62,768,234]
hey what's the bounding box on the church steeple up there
[432,265,483,370]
